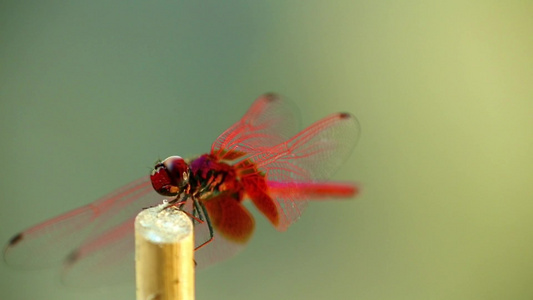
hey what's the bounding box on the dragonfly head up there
[150,156,190,196]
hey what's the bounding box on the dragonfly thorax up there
[188,154,241,197]
[150,154,241,199]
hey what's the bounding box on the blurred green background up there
[1,1,532,299]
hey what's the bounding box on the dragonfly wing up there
[4,203,104,269]
[60,194,208,286]
[194,229,247,270]
[62,193,256,282]
[3,177,161,270]
[258,112,360,181]
[211,93,300,160]
[201,193,255,244]
[191,193,255,269]
[248,112,361,230]
[61,217,137,287]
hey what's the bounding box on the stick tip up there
[135,205,193,244]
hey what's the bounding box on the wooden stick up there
[135,204,194,300]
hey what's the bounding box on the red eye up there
[163,156,189,184]
[150,156,189,196]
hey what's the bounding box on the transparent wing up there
[193,193,253,270]
[3,177,160,271]
[60,193,255,287]
[4,178,256,286]
[211,93,300,160]
[245,112,361,231]
[60,217,138,287]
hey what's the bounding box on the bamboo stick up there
[135,204,194,300]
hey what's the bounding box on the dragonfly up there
[3,93,360,287]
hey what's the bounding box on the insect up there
[3,94,360,287]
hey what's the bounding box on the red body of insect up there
[4,94,360,287]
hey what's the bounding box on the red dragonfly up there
[3,94,360,287]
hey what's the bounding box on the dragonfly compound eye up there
[150,156,189,196]
[164,156,189,184]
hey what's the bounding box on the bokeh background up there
[1,1,532,299]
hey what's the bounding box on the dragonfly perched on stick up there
[4,93,360,287]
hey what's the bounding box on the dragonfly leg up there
[193,199,214,251]
[168,195,206,224]
[180,209,204,224]
[166,193,187,206]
